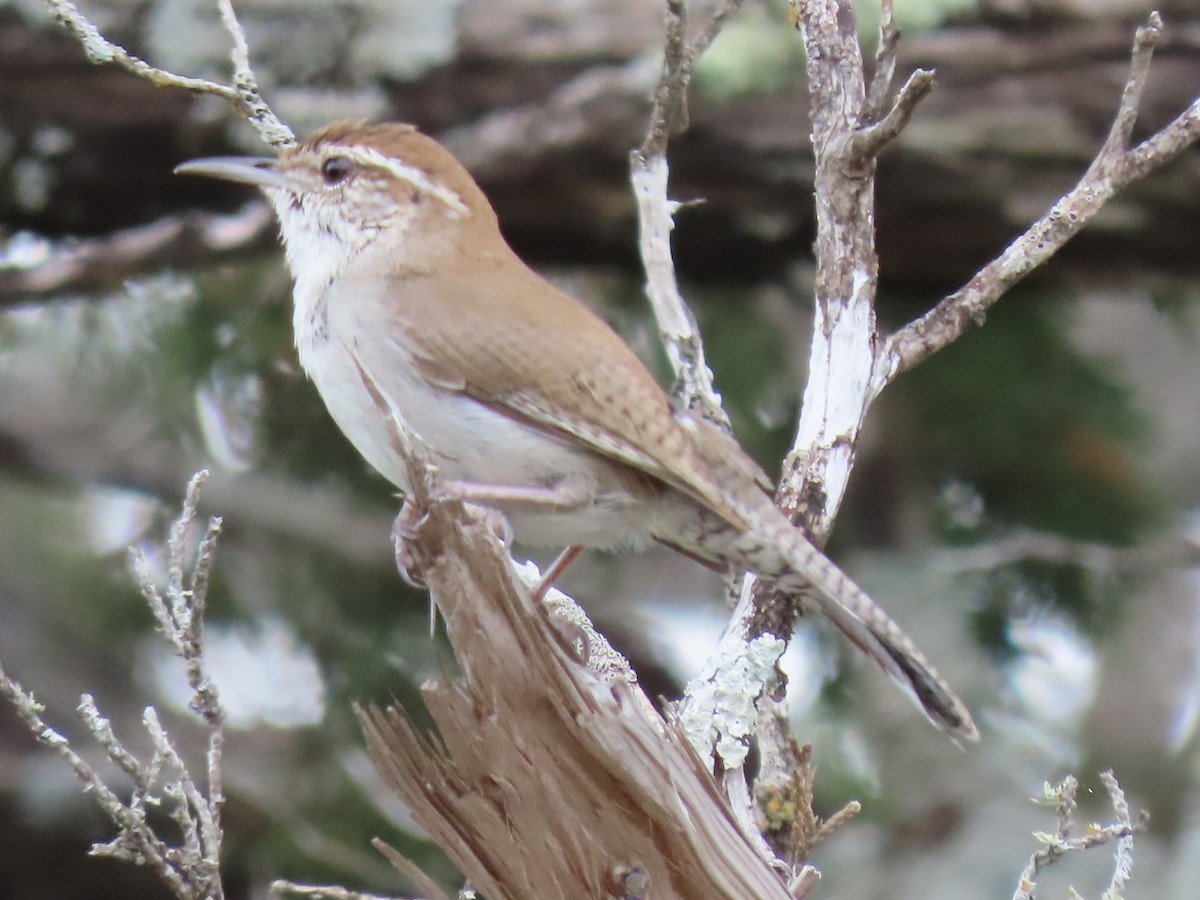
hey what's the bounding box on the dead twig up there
[1012,772,1148,900]
[0,471,228,900]
[0,203,274,305]
[883,13,1198,380]
[46,0,293,147]
[935,529,1200,574]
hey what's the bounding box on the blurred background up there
[2,0,1199,896]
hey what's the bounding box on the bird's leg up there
[531,545,583,601]
[395,481,588,612]
[391,497,429,589]
[441,479,591,511]
[439,481,588,600]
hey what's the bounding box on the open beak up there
[174,156,289,190]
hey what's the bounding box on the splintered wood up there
[356,497,791,899]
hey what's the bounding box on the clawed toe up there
[392,498,429,588]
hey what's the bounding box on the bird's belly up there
[297,325,655,551]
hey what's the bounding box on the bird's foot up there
[391,498,429,589]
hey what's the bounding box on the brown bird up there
[177,121,977,742]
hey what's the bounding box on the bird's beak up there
[174,156,289,190]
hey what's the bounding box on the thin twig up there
[1011,773,1148,900]
[935,529,1200,574]
[270,881,409,900]
[0,203,276,305]
[46,0,294,148]
[216,0,294,147]
[863,0,899,121]
[131,470,226,726]
[689,0,747,60]
[639,0,745,158]
[1097,13,1162,162]
[77,693,152,790]
[0,472,231,900]
[640,0,691,157]
[0,666,190,897]
[47,0,242,102]
[1099,771,1136,900]
[848,68,934,157]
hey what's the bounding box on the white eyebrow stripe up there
[328,144,469,217]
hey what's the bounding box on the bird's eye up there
[320,156,352,185]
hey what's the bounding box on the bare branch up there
[884,12,1200,380]
[862,0,899,122]
[689,0,747,60]
[46,0,242,102]
[639,0,745,159]
[629,153,729,425]
[1098,12,1162,161]
[847,68,934,158]
[772,0,879,542]
[45,0,293,148]
[631,0,744,426]
[935,529,1200,574]
[270,881,409,900]
[633,0,742,420]
[216,0,294,148]
[0,203,275,305]
[640,0,690,158]
[1122,94,1200,180]
[0,471,232,900]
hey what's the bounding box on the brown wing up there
[375,258,757,529]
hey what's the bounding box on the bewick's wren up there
[177,121,977,742]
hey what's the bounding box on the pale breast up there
[293,275,658,550]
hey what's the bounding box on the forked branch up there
[0,471,228,900]
[46,0,293,147]
[1012,772,1148,900]
[882,12,1198,381]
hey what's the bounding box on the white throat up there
[267,185,401,369]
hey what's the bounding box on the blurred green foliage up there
[896,297,1164,644]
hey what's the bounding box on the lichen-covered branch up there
[0,471,229,900]
[698,6,1199,812]
[1012,772,1148,900]
[774,0,910,545]
[681,0,939,822]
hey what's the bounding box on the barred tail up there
[752,514,979,743]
